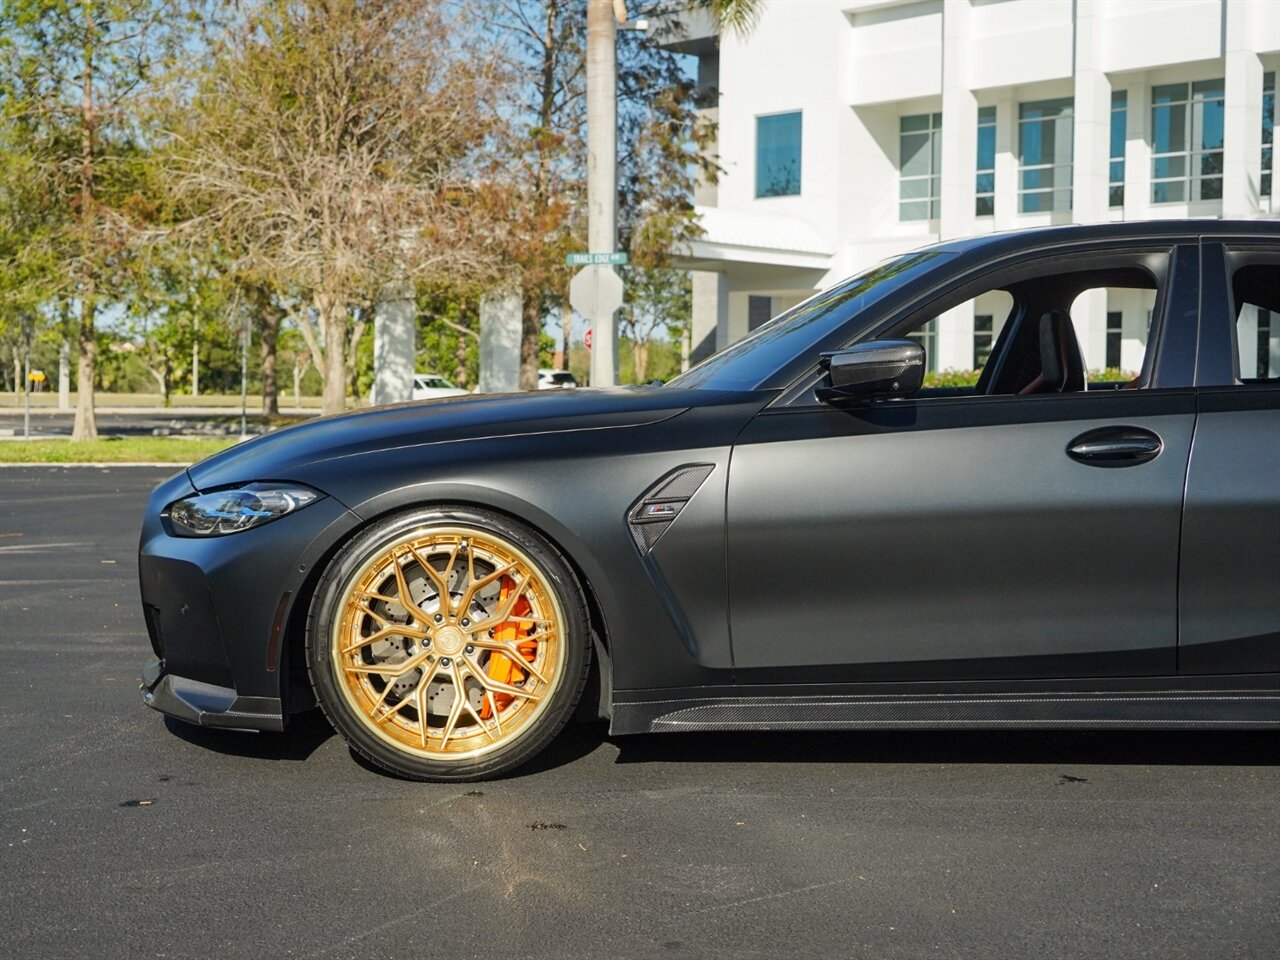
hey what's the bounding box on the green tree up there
[0,0,199,438]
[487,1,750,389]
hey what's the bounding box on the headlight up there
[167,483,323,537]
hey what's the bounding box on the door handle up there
[1066,426,1163,467]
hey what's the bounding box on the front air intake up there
[626,464,715,553]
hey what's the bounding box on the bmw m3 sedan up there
[139,221,1280,781]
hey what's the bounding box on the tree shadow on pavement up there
[163,709,335,762]
[612,728,1280,767]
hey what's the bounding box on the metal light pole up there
[239,309,250,440]
[585,0,622,388]
[22,318,32,440]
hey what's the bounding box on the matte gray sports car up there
[139,220,1280,781]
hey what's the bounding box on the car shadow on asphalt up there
[165,715,1278,775]
[163,710,335,762]
[611,728,1280,767]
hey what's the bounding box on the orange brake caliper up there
[478,577,537,719]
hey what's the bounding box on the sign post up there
[569,263,624,386]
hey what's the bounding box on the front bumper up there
[138,469,361,723]
[141,657,284,731]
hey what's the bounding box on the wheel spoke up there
[468,574,531,634]
[390,553,432,624]
[457,561,517,616]
[485,690,504,735]
[460,695,499,743]
[339,624,427,655]
[407,544,453,615]
[463,652,543,702]
[344,648,430,678]
[469,636,551,685]
[436,663,467,750]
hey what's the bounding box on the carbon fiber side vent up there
[627,464,715,553]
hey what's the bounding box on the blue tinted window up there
[1264,72,1275,197]
[900,112,942,220]
[1151,79,1223,202]
[1018,98,1073,212]
[756,112,802,198]
[1110,91,1126,207]
[976,106,996,216]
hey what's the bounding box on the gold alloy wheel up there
[330,526,566,762]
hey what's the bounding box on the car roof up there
[924,218,1279,260]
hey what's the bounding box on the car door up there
[726,242,1200,683]
[1178,240,1280,675]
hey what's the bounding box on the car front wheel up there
[306,506,591,781]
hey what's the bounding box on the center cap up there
[434,625,467,657]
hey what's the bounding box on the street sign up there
[569,265,624,322]
[583,328,593,351]
[565,251,628,266]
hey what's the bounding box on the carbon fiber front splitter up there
[141,657,284,732]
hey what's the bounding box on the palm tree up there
[584,0,763,386]
[693,0,765,37]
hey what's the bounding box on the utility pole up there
[585,0,624,388]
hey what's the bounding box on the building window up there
[1110,91,1126,208]
[1263,72,1275,198]
[748,296,772,331]
[1151,79,1224,203]
[1018,98,1073,212]
[755,112,802,198]
[907,318,938,372]
[900,112,941,220]
[973,315,994,368]
[1106,311,1123,369]
[974,106,996,217]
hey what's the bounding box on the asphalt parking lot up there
[1,465,1277,960]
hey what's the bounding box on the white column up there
[1072,0,1111,225]
[725,291,750,347]
[1223,1,1264,218]
[479,289,522,393]
[993,90,1018,229]
[57,339,70,410]
[936,303,975,372]
[939,0,976,240]
[1123,76,1151,221]
[372,284,415,406]
[691,270,726,361]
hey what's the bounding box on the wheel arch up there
[280,484,615,722]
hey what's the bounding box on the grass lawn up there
[0,437,241,464]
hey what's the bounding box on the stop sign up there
[584,328,593,351]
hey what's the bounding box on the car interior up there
[1231,258,1280,384]
[890,258,1165,398]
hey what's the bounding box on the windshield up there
[667,251,947,391]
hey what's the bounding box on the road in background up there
[0,407,319,438]
[1,467,1276,960]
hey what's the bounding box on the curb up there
[0,462,187,468]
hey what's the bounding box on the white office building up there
[663,0,1279,376]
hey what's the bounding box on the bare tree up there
[164,0,504,414]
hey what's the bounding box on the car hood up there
[186,386,719,492]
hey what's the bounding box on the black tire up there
[306,505,592,782]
